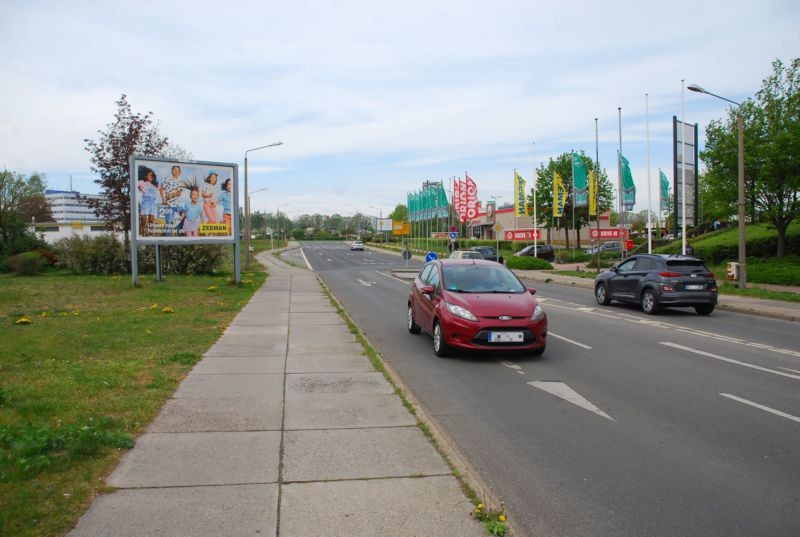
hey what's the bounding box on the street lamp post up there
[248,186,269,252]
[274,203,289,252]
[687,84,746,288]
[244,142,283,268]
[369,206,382,243]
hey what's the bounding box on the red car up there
[407,259,547,356]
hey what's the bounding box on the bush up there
[55,234,128,275]
[6,251,46,275]
[0,231,49,272]
[747,256,800,286]
[138,244,227,275]
[506,256,553,270]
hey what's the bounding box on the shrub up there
[137,244,227,275]
[0,231,49,272]
[506,256,553,270]
[747,256,800,286]
[6,251,46,275]
[55,234,127,275]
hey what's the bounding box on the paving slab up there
[288,340,363,354]
[286,372,393,395]
[203,341,287,357]
[191,355,286,375]
[289,305,338,313]
[286,353,373,374]
[285,393,416,430]
[283,427,450,482]
[148,397,283,432]
[289,312,346,325]
[67,484,278,537]
[108,431,281,488]
[280,477,484,537]
[222,324,289,336]
[213,333,289,348]
[174,373,284,399]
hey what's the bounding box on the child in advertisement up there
[160,165,185,237]
[137,166,159,236]
[218,178,233,233]
[202,171,219,223]
[181,187,205,237]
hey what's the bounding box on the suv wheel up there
[595,283,611,305]
[407,304,421,334]
[641,288,659,315]
[433,320,450,357]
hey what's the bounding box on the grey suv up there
[594,254,718,315]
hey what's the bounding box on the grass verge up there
[0,264,265,537]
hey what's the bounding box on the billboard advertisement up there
[130,156,238,244]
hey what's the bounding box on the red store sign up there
[503,229,541,241]
[589,228,630,240]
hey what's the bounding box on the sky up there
[2,0,799,221]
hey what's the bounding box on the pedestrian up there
[686,244,695,256]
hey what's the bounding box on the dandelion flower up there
[40,311,49,317]
[477,503,484,510]
[162,306,174,314]
[150,304,159,310]
[16,316,32,325]
[499,514,507,522]
[72,310,80,316]
[146,329,152,335]
[207,285,217,291]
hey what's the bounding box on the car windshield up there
[442,265,526,293]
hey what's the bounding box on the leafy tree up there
[389,203,408,222]
[529,151,614,248]
[700,58,800,257]
[0,170,52,255]
[83,95,170,242]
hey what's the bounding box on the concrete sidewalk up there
[68,251,485,537]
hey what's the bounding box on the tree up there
[389,203,408,222]
[528,152,614,248]
[0,170,52,257]
[84,95,170,241]
[700,58,800,257]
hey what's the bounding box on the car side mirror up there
[528,287,537,295]
[421,285,435,295]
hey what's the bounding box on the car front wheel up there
[641,288,659,315]
[433,320,450,357]
[595,283,611,305]
[407,304,421,334]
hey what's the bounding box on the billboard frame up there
[129,155,240,285]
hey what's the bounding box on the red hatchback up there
[407,259,548,356]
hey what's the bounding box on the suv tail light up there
[659,271,682,278]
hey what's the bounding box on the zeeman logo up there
[200,223,230,236]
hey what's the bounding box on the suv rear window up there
[666,260,708,273]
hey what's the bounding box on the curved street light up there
[688,84,746,288]
[244,142,283,268]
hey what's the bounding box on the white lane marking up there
[549,332,592,350]
[326,258,333,261]
[357,279,375,287]
[720,393,800,424]
[377,271,412,285]
[660,342,800,381]
[780,367,800,375]
[299,248,313,271]
[528,381,614,421]
[499,361,522,370]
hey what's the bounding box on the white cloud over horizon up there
[2,0,798,219]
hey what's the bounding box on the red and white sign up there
[504,228,541,241]
[590,228,630,240]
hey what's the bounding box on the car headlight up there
[531,304,545,321]
[445,301,478,321]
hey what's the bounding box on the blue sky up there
[2,0,798,220]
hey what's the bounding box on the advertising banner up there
[514,171,528,217]
[392,221,410,235]
[131,156,237,244]
[590,228,630,240]
[503,229,541,241]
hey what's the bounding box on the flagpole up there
[618,107,624,261]
[571,152,576,257]
[595,118,601,273]
[646,93,653,254]
[533,142,538,257]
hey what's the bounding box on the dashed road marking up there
[660,342,800,381]
[720,393,800,424]
[549,332,592,350]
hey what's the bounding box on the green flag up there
[659,170,670,211]
[620,154,636,211]
[572,152,589,207]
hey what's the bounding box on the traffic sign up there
[449,231,458,240]
[402,250,412,260]
[425,251,438,262]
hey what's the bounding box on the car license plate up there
[489,331,523,343]
[685,284,704,290]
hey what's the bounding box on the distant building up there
[33,190,116,243]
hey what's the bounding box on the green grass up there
[0,264,265,537]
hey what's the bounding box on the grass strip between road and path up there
[315,276,509,537]
[0,263,266,537]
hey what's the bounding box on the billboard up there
[130,156,238,244]
[673,117,698,230]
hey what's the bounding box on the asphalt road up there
[293,242,800,537]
